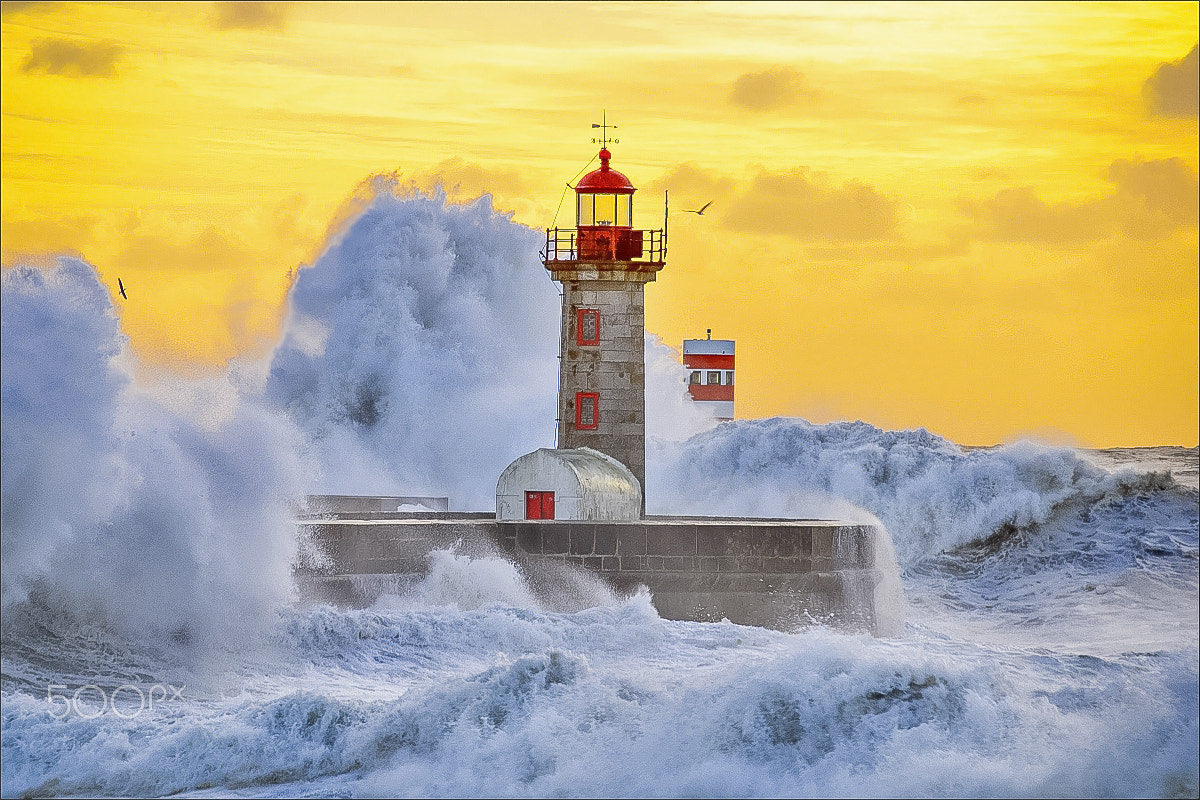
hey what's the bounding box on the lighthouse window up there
[577,309,600,346]
[707,371,721,385]
[577,194,631,227]
[575,392,599,429]
[596,194,618,225]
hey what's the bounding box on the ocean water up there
[2,189,1197,798]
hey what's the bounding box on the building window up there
[575,392,599,429]
[689,371,701,385]
[577,309,600,346]
[707,371,721,385]
[525,491,555,520]
[725,371,735,386]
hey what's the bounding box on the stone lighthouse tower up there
[542,130,666,511]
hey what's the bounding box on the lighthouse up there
[303,127,887,635]
[542,127,666,513]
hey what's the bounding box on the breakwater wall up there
[295,512,882,633]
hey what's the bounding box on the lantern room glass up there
[577,193,632,227]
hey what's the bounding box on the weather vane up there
[591,111,618,148]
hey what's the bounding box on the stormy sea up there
[2,186,1197,798]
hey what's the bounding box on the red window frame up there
[575,391,599,429]
[576,308,600,346]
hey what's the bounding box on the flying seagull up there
[117,278,127,300]
[682,201,713,215]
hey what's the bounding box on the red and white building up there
[684,332,735,421]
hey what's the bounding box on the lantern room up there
[544,143,664,269]
[576,148,634,227]
[574,147,641,261]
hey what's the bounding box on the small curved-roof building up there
[496,447,641,521]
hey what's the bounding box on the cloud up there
[117,223,252,274]
[959,187,1112,244]
[1144,44,1198,118]
[729,65,817,110]
[0,214,97,263]
[98,216,292,365]
[404,157,528,199]
[20,38,123,77]
[722,167,900,242]
[961,158,1198,244]
[804,238,971,264]
[1,2,58,15]
[381,158,539,222]
[953,93,990,107]
[645,162,739,212]
[1108,157,1200,237]
[212,1,291,31]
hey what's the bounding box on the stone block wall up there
[494,520,874,572]
[492,518,880,631]
[556,272,654,505]
[295,515,882,633]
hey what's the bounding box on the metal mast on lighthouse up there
[543,119,666,514]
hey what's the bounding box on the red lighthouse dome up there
[575,148,635,194]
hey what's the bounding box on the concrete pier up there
[295,509,883,634]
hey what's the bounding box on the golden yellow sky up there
[3,1,1197,447]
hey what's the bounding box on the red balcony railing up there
[544,227,666,267]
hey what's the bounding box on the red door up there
[525,491,555,520]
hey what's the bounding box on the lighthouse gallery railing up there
[543,227,666,267]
